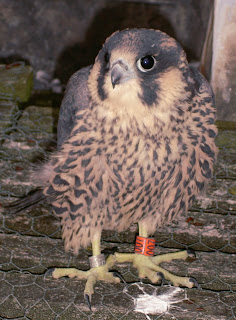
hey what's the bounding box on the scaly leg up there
[114,222,197,288]
[48,231,120,310]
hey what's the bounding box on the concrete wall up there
[0,0,212,83]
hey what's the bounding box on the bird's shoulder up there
[57,65,92,148]
[188,66,214,105]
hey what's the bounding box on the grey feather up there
[57,65,92,148]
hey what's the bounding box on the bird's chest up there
[103,134,170,191]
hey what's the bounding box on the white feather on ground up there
[134,285,184,316]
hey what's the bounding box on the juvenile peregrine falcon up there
[9,28,217,308]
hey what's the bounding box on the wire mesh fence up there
[0,89,235,319]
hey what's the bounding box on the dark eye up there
[137,55,156,72]
[104,52,110,63]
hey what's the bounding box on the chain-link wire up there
[0,95,235,319]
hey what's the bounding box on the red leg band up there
[135,236,156,256]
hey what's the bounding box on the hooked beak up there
[111,60,134,88]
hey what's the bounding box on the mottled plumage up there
[36,28,217,254]
[7,28,218,307]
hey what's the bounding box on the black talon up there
[84,294,92,311]
[187,248,196,258]
[157,272,165,285]
[186,249,196,262]
[45,268,55,277]
[189,277,199,288]
[112,271,126,284]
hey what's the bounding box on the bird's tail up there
[4,188,47,214]
[3,160,55,214]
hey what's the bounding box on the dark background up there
[0,0,212,84]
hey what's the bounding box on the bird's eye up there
[137,55,156,72]
[104,52,110,63]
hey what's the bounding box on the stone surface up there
[0,97,235,318]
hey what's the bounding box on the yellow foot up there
[114,249,197,288]
[47,256,120,310]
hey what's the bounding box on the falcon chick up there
[10,28,218,309]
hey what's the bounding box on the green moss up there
[216,120,236,131]
[0,63,33,103]
[216,130,236,148]
[228,187,236,195]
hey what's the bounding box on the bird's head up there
[88,29,190,134]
